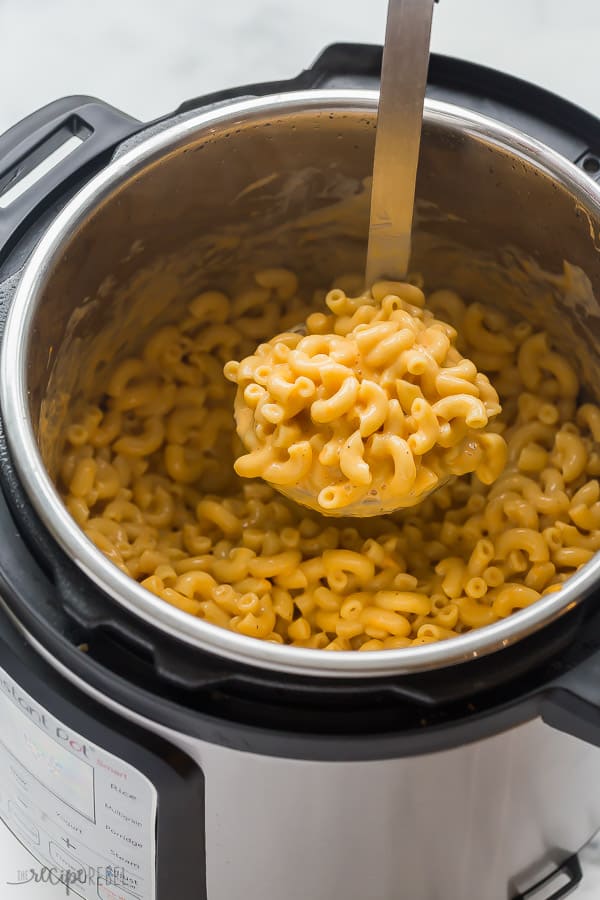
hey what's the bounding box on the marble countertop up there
[1,0,600,131]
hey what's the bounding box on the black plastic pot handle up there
[0,96,142,264]
[541,641,600,749]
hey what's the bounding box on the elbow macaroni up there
[224,281,506,514]
[57,268,600,651]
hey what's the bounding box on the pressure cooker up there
[1,44,600,900]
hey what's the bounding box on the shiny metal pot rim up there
[2,90,600,678]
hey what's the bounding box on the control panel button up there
[8,800,39,845]
[49,840,81,872]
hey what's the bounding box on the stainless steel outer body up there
[26,630,600,900]
[2,90,600,677]
[124,724,600,900]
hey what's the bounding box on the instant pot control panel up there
[1,43,600,900]
[0,609,205,900]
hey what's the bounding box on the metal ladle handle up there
[365,0,436,286]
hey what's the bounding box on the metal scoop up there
[238,0,441,517]
[366,0,436,285]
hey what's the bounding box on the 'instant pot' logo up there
[0,676,95,758]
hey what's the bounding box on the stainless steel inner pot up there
[2,90,600,678]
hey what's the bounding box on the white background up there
[1,0,600,897]
[1,0,600,131]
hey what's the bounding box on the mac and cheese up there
[57,268,600,651]
[224,280,506,514]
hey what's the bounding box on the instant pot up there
[1,44,600,900]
